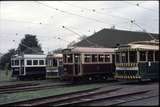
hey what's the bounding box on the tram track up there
[0,82,71,94]
[53,89,151,106]
[2,86,151,106]
[1,86,103,106]
[0,83,39,90]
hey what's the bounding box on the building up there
[74,28,159,48]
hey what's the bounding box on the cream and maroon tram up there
[115,40,159,81]
[11,54,46,80]
[46,53,63,79]
[61,47,115,82]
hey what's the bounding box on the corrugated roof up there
[74,28,159,48]
[63,47,115,53]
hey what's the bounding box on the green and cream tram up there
[46,53,63,79]
[115,40,159,81]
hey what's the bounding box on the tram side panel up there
[138,62,159,80]
[82,63,115,78]
[24,67,46,79]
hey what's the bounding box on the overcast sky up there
[0,1,159,54]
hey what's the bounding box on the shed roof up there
[74,28,159,48]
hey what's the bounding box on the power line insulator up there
[136,3,139,6]
[131,20,134,23]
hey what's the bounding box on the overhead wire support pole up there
[130,20,156,40]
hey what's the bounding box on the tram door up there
[74,54,81,75]
[19,59,24,75]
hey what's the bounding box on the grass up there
[0,83,106,105]
[0,70,12,81]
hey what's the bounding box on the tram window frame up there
[15,60,19,66]
[47,59,52,66]
[121,52,128,63]
[52,59,57,67]
[33,60,38,65]
[74,54,80,63]
[92,54,98,62]
[105,54,110,62]
[155,51,159,61]
[67,54,73,63]
[59,60,63,66]
[21,60,24,66]
[148,51,153,61]
[39,60,44,65]
[129,51,137,63]
[116,53,120,63]
[139,51,146,61]
[11,60,14,66]
[63,54,67,63]
[84,54,91,63]
[98,54,104,62]
[27,60,32,65]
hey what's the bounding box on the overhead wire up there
[125,1,158,13]
[34,1,129,28]
[57,1,132,21]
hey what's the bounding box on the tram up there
[61,47,115,82]
[115,40,159,81]
[46,53,63,79]
[11,54,46,80]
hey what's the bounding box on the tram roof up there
[128,44,159,50]
[12,54,46,59]
[63,47,115,53]
[47,53,63,58]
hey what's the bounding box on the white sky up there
[0,1,159,54]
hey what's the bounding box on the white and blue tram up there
[46,53,63,79]
[115,40,159,81]
[11,54,46,80]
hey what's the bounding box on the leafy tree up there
[17,34,43,54]
[0,49,16,70]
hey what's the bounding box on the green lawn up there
[0,70,12,81]
[0,83,106,105]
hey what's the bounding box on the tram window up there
[67,54,73,63]
[47,59,52,66]
[84,54,91,63]
[59,61,63,66]
[39,60,44,65]
[105,54,110,62]
[27,60,32,65]
[21,60,24,65]
[129,51,137,63]
[148,51,153,61]
[116,53,120,63]
[15,60,19,65]
[92,54,97,62]
[74,54,80,63]
[11,60,14,66]
[140,51,146,61]
[63,54,67,63]
[155,51,160,61]
[121,52,128,63]
[53,59,57,66]
[33,60,38,65]
[98,54,104,62]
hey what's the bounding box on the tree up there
[17,34,43,54]
[0,49,16,70]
